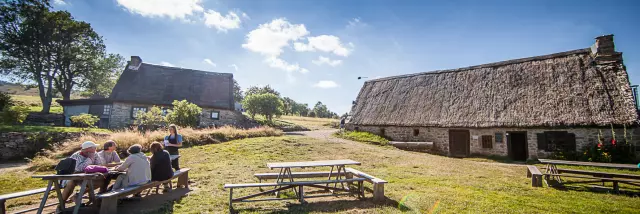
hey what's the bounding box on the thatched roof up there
[349,36,638,128]
[110,59,234,110]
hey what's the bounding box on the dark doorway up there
[507,132,528,161]
[449,130,470,157]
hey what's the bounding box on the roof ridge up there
[142,63,233,76]
[366,48,591,83]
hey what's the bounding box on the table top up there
[267,159,361,169]
[539,159,638,170]
[32,173,105,180]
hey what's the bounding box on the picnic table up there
[267,159,361,195]
[538,159,640,191]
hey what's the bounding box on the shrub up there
[333,130,389,145]
[0,91,13,110]
[135,106,165,126]
[1,105,30,124]
[166,100,202,128]
[70,113,99,128]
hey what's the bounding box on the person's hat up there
[81,141,99,149]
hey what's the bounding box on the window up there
[161,107,169,116]
[413,129,420,136]
[131,106,148,118]
[495,132,503,144]
[380,128,385,136]
[103,105,112,115]
[537,131,576,152]
[211,111,220,120]
[482,135,493,149]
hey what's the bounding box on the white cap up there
[81,141,99,149]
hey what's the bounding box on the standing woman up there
[164,124,183,170]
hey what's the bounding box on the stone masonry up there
[109,102,248,129]
[0,132,107,161]
[347,124,640,160]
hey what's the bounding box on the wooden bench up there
[254,171,346,182]
[526,165,543,187]
[224,178,366,213]
[543,173,640,191]
[96,168,190,214]
[345,168,388,201]
[0,187,52,214]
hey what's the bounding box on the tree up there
[313,101,329,118]
[233,79,243,102]
[282,97,294,115]
[79,53,124,98]
[245,85,280,97]
[0,0,58,113]
[0,91,13,110]
[242,93,283,122]
[294,103,310,116]
[307,111,316,118]
[135,106,164,126]
[166,100,202,128]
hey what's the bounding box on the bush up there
[1,105,30,124]
[332,130,389,145]
[0,91,13,110]
[166,100,202,128]
[135,106,165,126]
[70,113,99,128]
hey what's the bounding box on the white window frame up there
[103,105,112,115]
[211,111,220,120]
[131,106,148,118]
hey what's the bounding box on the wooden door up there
[449,130,470,157]
[508,132,528,161]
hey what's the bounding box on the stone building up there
[346,35,640,160]
[58,56,244,129]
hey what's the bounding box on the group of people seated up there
[61,124,184,202]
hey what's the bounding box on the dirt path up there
[0,161,29,173]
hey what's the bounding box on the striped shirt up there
[69,151,104,173]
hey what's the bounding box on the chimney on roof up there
[591,35,622,63]
[128,56,142,70]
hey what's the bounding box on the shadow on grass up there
[119,187,192,214]
[547,180,640,197]
[463,154,530,165]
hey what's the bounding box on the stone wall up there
[23,113,64,126]
[109,102,134,129]
[199,108,247,128]
[346,124,640,160]
[2,132,71,161]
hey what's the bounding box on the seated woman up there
[111,144,151,194]
[149,142,174,192]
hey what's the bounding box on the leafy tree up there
[245,85,280,97]
[166,100,202,128]
[233,79,243,102]
[242,93,283,122]
[79,53,124,98]
[69,113,99,128]
[293,103,309,116]
[1,105,30,124]
[307,111,316,118]
[313,101,329,118]
[282,97,294,115]
[135,106,164,126]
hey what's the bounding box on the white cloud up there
[229,64,239,71]
[312,56,342,67]
[264,57,308,74]
[203,59,217,67]
[242,18,309,56]
[241,13,250,20]
[160,61,174,67]
[204,10,242,32]
[347,17,367,28]
[53,0,66,5]
[116,0,204,20]
[293,35,351,57]
[313,80,339,88]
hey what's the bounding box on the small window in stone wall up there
[103,105,111,115]
[211,111,220,120]
[413,129,419,136]
[131,106,147,118]
[482,135,493,149]
[380,128,386,136]
[495,132,503,144]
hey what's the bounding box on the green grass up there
[3,136,640,213]
[0,125,110,133]
[26,106,63,113]
[332,130,390,145]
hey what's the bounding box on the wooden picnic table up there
[31,173,105,214]
[266,159,361,197]
[538,159,640,190]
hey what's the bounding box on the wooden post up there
[613,181,619,192]
[1,199,6,214]
[531,174,542,187]
[36,180,53,214]
[228,188,234,214]
[99,197,117,214]
[74,180,88,214]
[298,185,305,203]
[178,171,189,188]
[373,183,384,202]
[53,180,66,212]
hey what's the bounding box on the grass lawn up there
[278,115,338,130]
[3,135,640,213]
[0,125,110,133]
[333,130,390,145]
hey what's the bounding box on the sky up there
[48,0,640,114]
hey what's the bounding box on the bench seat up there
[1,187,50,214]
[254,171,346,181]
[544,173,640,191]
[526,165,543,187]
[345,168,387,201]
[224,178,366,189]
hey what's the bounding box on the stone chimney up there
[591,35,622,63]
[128,56,142,70]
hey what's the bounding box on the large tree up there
[79,53,124,98]
[281,97,294,115]
[242,93,283,122]
[233,79,243,102]
[245,85,280,97]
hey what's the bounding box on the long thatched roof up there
[349,36,638,128]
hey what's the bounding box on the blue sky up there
[51,0,640,114]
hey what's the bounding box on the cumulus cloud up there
[229,64,239,71]
[116,0,204,20]
[293,35,351,57]
[204,10,243,32]
[160,61,174,67]
[312,56,342,67]
[203,59,217,67]
[242,18,309,56]
[264,57,307,74]
[53,0,66,5]
[313,80,339,88]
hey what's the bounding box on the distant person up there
[98,140,121,165]
[149,142,174,191]
[340,117,346,130]
[164,124,183,170]
[112,144,151,192]
[61,141,105,201]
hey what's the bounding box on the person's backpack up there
[55,158,76,175]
